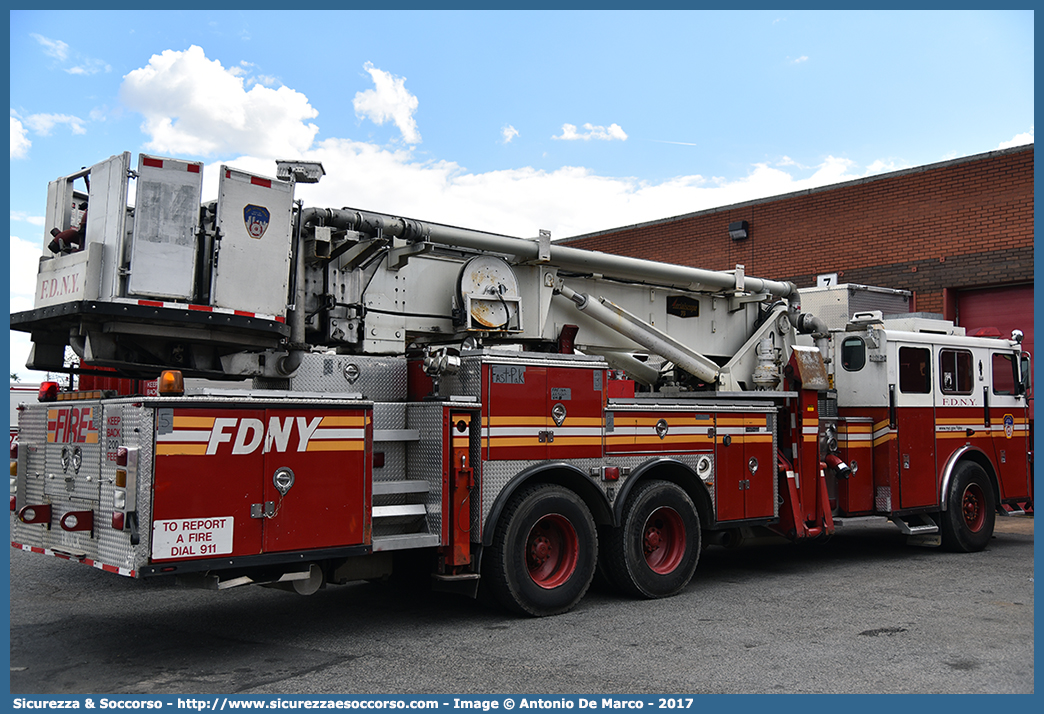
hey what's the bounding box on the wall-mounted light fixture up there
[728,220,749,241]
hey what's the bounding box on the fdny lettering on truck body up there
[156,413,366,456]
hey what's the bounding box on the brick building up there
[563,144,1034,362]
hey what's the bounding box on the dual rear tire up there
[487,484,598,617]
[487,479,703,616]
[602,480,702,599]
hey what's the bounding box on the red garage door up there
[957,284,1034,418]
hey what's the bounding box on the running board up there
[371,533,441,552]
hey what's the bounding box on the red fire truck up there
[10,152,1033,616]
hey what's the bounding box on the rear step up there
[891,513,939,535]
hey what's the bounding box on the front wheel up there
[603,480,701,599]
[487,484,597,616]
[940,462,996,552]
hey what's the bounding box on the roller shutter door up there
[956,284,1033,418]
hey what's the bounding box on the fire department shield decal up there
[243,204,270,240]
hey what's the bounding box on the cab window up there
[841,337,866,371]
[992,353,1017,395]
[899,347,931,394]
[939,349,973,394]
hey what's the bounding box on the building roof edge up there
[559,143,1034,243]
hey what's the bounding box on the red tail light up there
[111,511,125,530]
[116,446,129,467]
[38,382,59,402]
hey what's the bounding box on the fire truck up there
[10,152,1033,616]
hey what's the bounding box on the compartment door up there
[260,408,371,552]
[151,407,265,562]
[715,412,774,521]
[484,363,548,461]
[212,167,294,318]
[546,366,604,460]
[127,154,204,300]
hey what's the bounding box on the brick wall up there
[563,145,1034,315]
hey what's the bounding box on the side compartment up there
[147,399,372,571]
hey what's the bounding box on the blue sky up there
[8,9,1035,379]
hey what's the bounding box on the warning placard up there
[152,517,234,559]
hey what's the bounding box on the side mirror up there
[1019,353,1032,396]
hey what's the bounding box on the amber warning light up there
[158,370,185,395]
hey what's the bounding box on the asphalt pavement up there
[8,515,1034,694]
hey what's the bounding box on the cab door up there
[894,344,936,508]
[986,350,1032,500]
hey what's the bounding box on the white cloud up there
[864,158,909,174]
[791,55,809,64]
[553,123,628,141]
[66,58,111,76]
[10,211,45,227]
[23,113,87,136]
[10,117,31,158]
[650,139,698,147]
[30,33,68,61]
[353,62,422,145]
[502,125,519,144]
[120,45,319,158]
[31,33,109,75]
[998,128,1033,149]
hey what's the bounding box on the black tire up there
[487,484,597,617]
[940,462,996,552]
[603,480,701,599]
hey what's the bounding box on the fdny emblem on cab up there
[243,204,270,239]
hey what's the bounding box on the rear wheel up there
[487,484,597,616]
[604,480,701,599]
[940,462,996,552]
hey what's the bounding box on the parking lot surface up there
[9,515,1034,694]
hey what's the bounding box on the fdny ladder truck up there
[10,152,1033,616]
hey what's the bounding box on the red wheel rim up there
[642,506,686,574]
[525,514,578,589]
[961,483,986,532]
